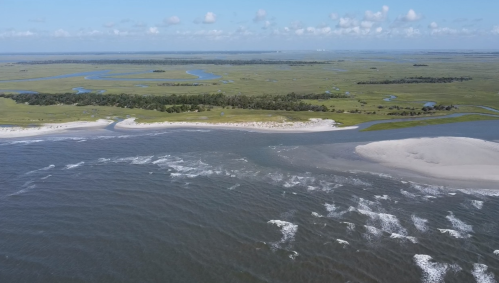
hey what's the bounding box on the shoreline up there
[114,118,358,133]
[0,119,114,138]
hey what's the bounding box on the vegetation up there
[357,76,472,84]
[153,70,165,72]
[362,114,499,131]
[413,64,429,67]
[3,92,345,113]
[17,59,329,66]
[157,82,218,87]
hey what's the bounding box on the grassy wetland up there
[1,51,498,130]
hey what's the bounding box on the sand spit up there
[0,119,114,138]
[115,118,358,133]
[355,137,499,182]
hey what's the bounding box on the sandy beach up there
[355,137,499,182]
[115,118,358,133]
[0,119,114,138]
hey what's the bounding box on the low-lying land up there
[1,52,498,131]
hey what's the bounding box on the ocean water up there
[1,122,499,282]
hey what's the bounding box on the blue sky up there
[1,0,498,52]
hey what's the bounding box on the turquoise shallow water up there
[0,121,498,282]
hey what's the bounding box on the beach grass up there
[361,114,499,131]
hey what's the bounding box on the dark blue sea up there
[1,121,498,282]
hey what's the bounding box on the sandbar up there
[355,137,499,182]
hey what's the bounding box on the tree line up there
[1,92,345,113]
[17,59,329,66]
[357,76,472,84]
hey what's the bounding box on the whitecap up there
[458,189,499,197]
[446,212,473,236]
[8,140,44,145]
[374,195,390,201]
[336,239,349,246]
[341,222,356,231]
[26,164,55,174]
[438,229,468,239]
[311,212,323,218]
[390,233,418,243]
[324,203,349,218]
[363,225,383,240]
[228,184,240,190]
[493,250,499,256]
[289,251,299,260]
[401,189,418,199]
[97,158,111,163]
[65,162,84,170]
[355,198,407,235]
[472,264,496,283]
[471,200,484,210]
[40,175,51,180]
[411,215,429,232]
[267,220,298,250]
[413,254,450,283]
[411,183,444,196]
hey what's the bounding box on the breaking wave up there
[65,162,84,170]
[472,264,496,283]
[267,220,298,250]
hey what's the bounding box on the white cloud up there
[337,17,358,28]
[103,22,115,28]
[254,9,266,22]
[112,29,129,36]
[404,27,421,37]
[361,21,374,29]
[329,13,338,21]
[263,20,272,29]
[147,27,159,34]
[429,22,438,29]
[203,12,217,24]
[492,26,499,35]
[53,29,70,37]
[401,9,422,22]
[295,29,304,35]
[0,30,35,38]
[165,16,180,25]
[376,27,383,33]
[364,5,389,22]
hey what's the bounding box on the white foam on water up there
[7,140,44,145]
[341,222,356,231]
[374,195,390,201]
[411,183,444,196]
[355,198,407,235]
[493,250,499,256]
[471,200,484,210]
[324,203,349,218]
[40,175,51,180]
[438,229,468,239]
[311,212,323,218]
[448,193,457,196]
[363,225,383,240]
[446,212,473,234]
[472,264,496,283]
[390,233,418,243]
[26,164,55,175]
[97,158,111,163]
[413,254,450,283]
[424,196,438,199]
[458,189,499,197]
[336,239,349,246]
[401,189,418,199]
[131,156,154,165]
[228,184,240,190]
[268,220,298,250]
[411,215,429,232]
[289,251,299,260]
[65,162,84,170]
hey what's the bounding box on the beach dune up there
[115,118,358,133]
[0,119,114,138]
[355,137,499,182]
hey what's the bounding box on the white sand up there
[355,137,499,182]
[0,119,114,138]
[115,118,358,133]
